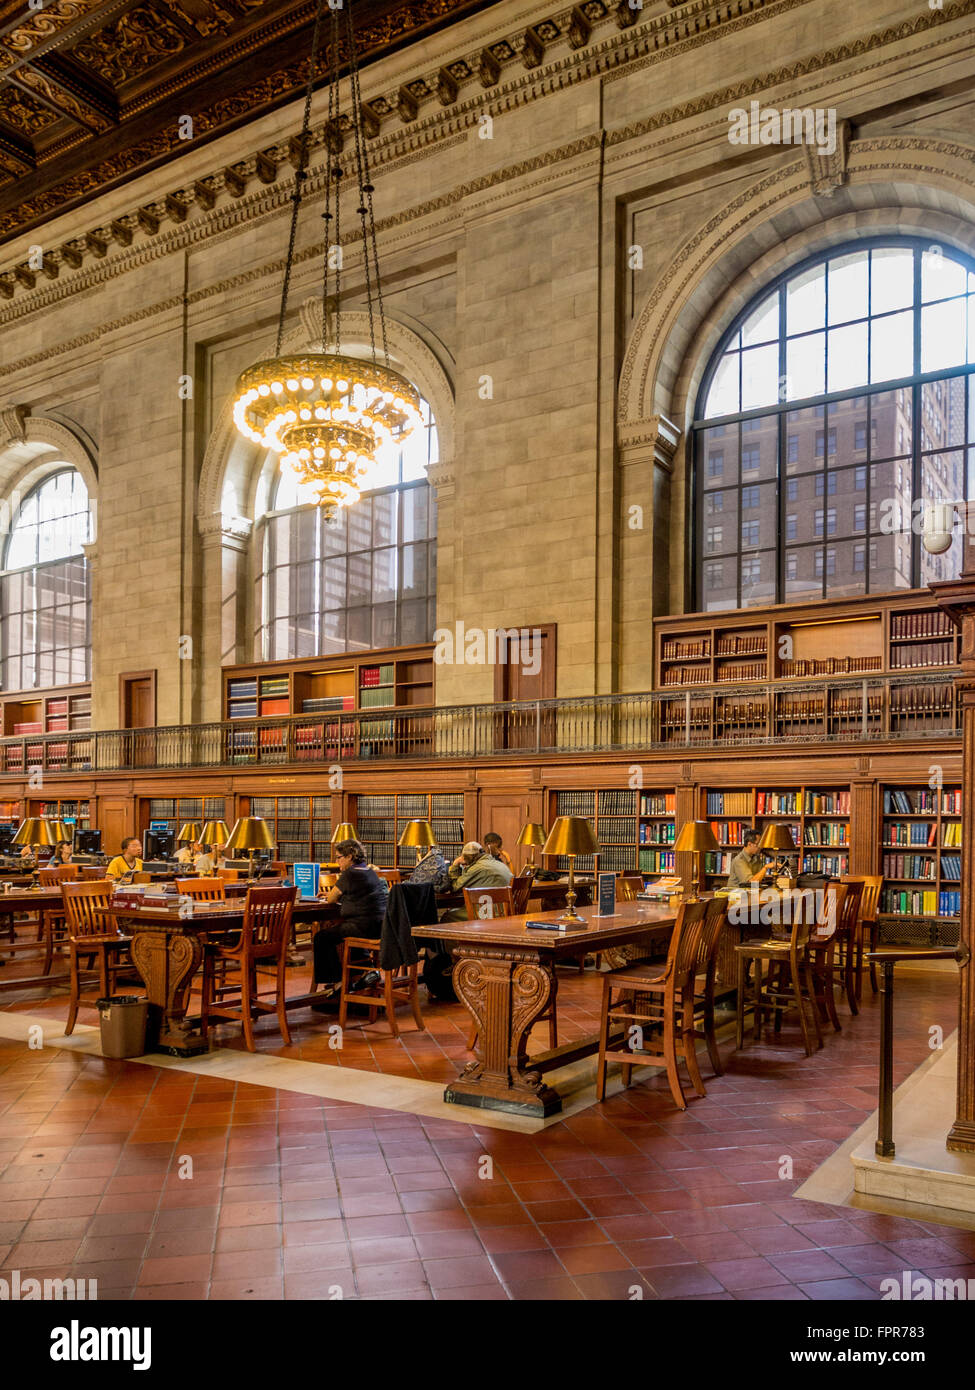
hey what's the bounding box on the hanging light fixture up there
[232,0,422,517]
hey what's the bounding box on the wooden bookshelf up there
[246,795,332,864]
[33,799,91,832]
[700,785,852,880]
[547,789,676,874]
[141,797,227,842]
[351,792,466,869]
[223,645,434,721]
[0,684,92,738]
[879,785,961,922]
[655,593,960,689]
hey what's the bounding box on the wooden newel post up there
[931,501,975,1152]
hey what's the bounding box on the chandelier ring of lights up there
[231,0,419,517]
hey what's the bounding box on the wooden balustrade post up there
[931,502,975,1151]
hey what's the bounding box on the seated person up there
[483,832,512,870]
[408,843,450,893]
[442,841,513,922]
[194,843,215,874]
[54,840,74,866]
[311,839,388,1004]
[725,828,764,891]
[175,842,194,866]
[106,837,143,883]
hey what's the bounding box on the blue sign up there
[149,821,169,834]
[292,862,320,899]
[597,872,617,918]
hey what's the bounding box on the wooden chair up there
[38,865,82,885]
[735,888,822,1057]
[808,881,862,1030]
[462,886,557,1050]
[62,880,134,1036]
[200,885,296,1051]
[596,898,709,1110]
[216,868,240,883]
[511,873,533,916]
[690,895,729,1077]
[81,866,107,880]
[841,874,883,1000]
[38,865,82,973]
[376,868,402,886]
[176,877,226,901]
[133,872,151,884]
[615,875,645,902]
[338,935,425,1038]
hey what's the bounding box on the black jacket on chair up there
[380,882,438,971]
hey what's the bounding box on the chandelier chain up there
[276,0,327,357]
[343,0,378,365]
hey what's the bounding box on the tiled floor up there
[0,945,969,1300]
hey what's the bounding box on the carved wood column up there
[849,772,879,876]
[674,773,699,894]
[931,509,975,1151]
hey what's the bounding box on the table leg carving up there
[448,947,560,1116]
[130,927,206,1055]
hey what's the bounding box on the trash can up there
[96,996,148,1059]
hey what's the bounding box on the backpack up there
[421,948,458,1002]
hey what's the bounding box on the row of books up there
[639,823,675,846]
[705,792,752,816]
[776,699,826,720]
[597,790,639,815]
[801,853,846,876]
[779,655,882,675]
[804,791,850,814]
[359,664,394,687]
[260,677,289,697]
[661,639,710,659]
[596,847,637,873]
[891,610,954,639]
[714,662,765,682]
[663,668,712,685]
[890,687,955,715]
[884,789,957,813]
[883,854,937,880]
[597,820,636,844]
[359,688,396,708]
[228,700,258,719]
[227,679,258,699]
[883,821,937,845]
[890,643,955,669]
[943,821,962,846]
[640,794,675,815]
[941,855,962,881]
[715,635,766,655]
[882,888,960,916]
[639,849,676,872]
[555,792,596,816]
[302,695,354,712]
[708,820,749,845]
[803,824,849,846]
[756,791,799,814]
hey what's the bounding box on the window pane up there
[739,550,775,606]
[702,425,738,486]
[786,332,825,399]
[372,547,397,603]
[870,311,913,383]
[828,253,869,325]
[787,263,826,336]
[922,299,967,375]
[705,353,739,417]
[401,485,430,542]
[870,388,912,459]
[740,344,779,410]
[371,603,396,648]
[871,247,914,314]
[825,540,869,599]
[741,292,778,346]
[827,321,868,393]
[372,493,397,547]
[922,248,968,302]
[784,546,822,601]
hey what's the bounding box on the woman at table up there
[54,840,73,866]
[311,839,387,1006]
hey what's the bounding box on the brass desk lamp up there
[673,820,720,901]
[516,820,547,868]
[542,815,597,923]
[758,822,798,882]
[226,816,275,881]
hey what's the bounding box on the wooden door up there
[119,671,157,768]
[493,625,557,750]
[478,793,530,872]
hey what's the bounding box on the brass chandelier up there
[232,0,421,516]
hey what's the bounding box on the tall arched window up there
[2,469,92,689]
[256,394,437,656]
[693,239,975,610]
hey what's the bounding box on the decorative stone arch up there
[195,305,454,719]
[0,408,98,523]
[616,135,975,621]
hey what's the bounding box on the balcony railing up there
[0,671,960,777]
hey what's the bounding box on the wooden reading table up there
[417,901,677,1118]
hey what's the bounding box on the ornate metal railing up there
[0,672,960,776]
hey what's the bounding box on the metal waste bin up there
[96,996,148,1059]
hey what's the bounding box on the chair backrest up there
[841,874,882,924]
[836,879,864,937]
[38,863,82,885]
[216,868,240,883]
[81,865,107,880]
[241,885,296,956]
[615,875,645,902]
[376,868,402,885]
[61,880,114,938]
[697,895,728,970]
[667,898,709,986]
[815,882,848,939]
[133,872,151,884]
[463,886,514,921]
[511,874,533,916]
[176,877,226,901]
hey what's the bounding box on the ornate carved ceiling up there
[0,0,500,243]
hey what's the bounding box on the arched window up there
[693,239,975,609]
[2,469,92,689]
[256,394,438,656]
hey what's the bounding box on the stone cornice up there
[618,414,681,464]
[0,0,834,300]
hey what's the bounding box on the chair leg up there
[753,957,763,1040]
[98,945,109,1001]
[802,958,823,1050]
[409,966,425,1032]
[596,978,612,1101]
[200,951,212,1038]
[276,958,292,1046]
[42,915,54,977]
[662,1005,688,1112]
[383,970,400,1039]
[735,954,746,1050]
[844,938,859,1016]
[240,961,256,1052]
[65,945,80,1035]
[868,921,879,994]
[681,990,706,1097]
[703,974,722,1076]
[824,949,841,1032]
[338,942,350,1032]
[791,958,815,1057]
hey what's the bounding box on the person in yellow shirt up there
[106,837,143,883]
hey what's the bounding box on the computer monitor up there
[74,829,102,855]
[143,829,174,860]
[0,823,15,854]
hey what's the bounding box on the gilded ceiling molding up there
[617,134,975,429]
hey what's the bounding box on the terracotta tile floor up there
[0,941,967,1300]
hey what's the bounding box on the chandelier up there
[231,0,421,516]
